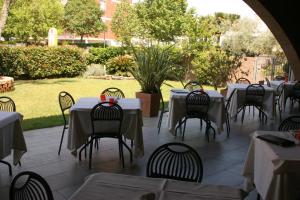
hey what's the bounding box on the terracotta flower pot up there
[136,92,160,117]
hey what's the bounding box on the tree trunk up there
[80,35,84,42]
[0,0,11,38]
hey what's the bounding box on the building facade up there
[60,0,132,45]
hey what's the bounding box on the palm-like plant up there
[129,45,174,94]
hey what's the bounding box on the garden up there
[0,0,287,130]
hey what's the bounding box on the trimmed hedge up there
[0,46,87,79]
[87,46,125,65]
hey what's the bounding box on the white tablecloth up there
[167,89,226,134]
[67,97,144,157]
[226,84,275,118]
[242,131,300,200]
[0,111,26,165]
[69,172,245,200]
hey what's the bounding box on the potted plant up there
[129,45,174,117]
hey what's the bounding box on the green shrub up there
[87,46,125,64]
[0,46,87,79]
[59,41,106,48]
[83,64,106,77]
[106,55,134,77]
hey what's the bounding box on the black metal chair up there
[0,96,17,175]
[225,89,236,138]
[184,81,203,91]
[291,81,300,109]
[9,171,53,200]
[278,116,300,131]
[157,91,168,134]
[274,75,285,81]
[86,102,132,169]
[0,96,16,112]
[265,77,271,87]
[236,78,251,84]
[146,142,203,183]
[275,82,284,121]
[101,87,125,98]
[239,84,267,124]
[58,91,75,155]
[175,90,215,142]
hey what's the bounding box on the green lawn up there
[3,78,215,130]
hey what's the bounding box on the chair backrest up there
[245,84,265,106]
[265,77,271,87]
[276,82,285,97]
[278,116,300,131]
[186,90,210,118]
[146,142,203,183]
[274,75,285,81]
[58,91,75,124]
[101,87,125,98]
[225,88,236,111]
[292,81,300,98]
[236,78,251,84]
[0,96,16,112]
[90,102,123,137]
[9,171,53,200]
[184,81,203,91]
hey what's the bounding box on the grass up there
[3,78,215,131]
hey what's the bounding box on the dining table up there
[67,97,144,157]
[0,111,27,166]
[68,172,246,200]
[242,131,300,200]
[226,83,275,119]
[167,89,226,134]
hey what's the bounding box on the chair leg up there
[88,139,94,169]
[79,139,93,161]
[200,119,203,129]
[122,140,133,163]
[175,118,184,137]
[157,111,163,134]
[241,107,246,124]
[119,139,125,168]
[58,126,66,155]
[205,122,210,142]
[95,139,99,150]
[182,119,187,141]
[130,139,133,148]
[278,102,282,121]
[257,193,261,200]
[0,160,12,176]
[225,113,230,138]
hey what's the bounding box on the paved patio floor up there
[0,109,295,200]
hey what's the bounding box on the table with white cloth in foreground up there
[0,111,27,165]
[67,97,144,157]
[168,89,226,134]
[242,131,300,200]
[69,172,245,200]
[226,84,275,119]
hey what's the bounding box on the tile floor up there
[0,109,295,200]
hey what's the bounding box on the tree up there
[111,0,140,45]
[221,17,259,56]
[0,0,12,38]
[3,0,64,44]
[134,0,190,42]
[193,46,242,90]
[64,0,106,42]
